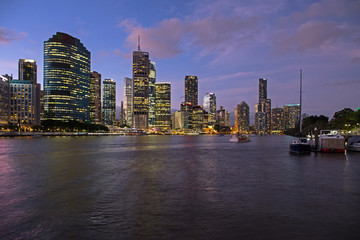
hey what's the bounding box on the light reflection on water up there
[0,135,359,239]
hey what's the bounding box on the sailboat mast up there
[299,69,302,137]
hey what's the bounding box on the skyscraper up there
[0,75,10,125]
[90,71,102,124]
[271,107,284,132]
[155,82,171,129]
[185,75,198,105]
[102,79,116,126]
[123,77,133,127]
[203,93,216,126]
[132,43,150,129]
[259,78,267,101]
[217,106,230,128]
[234,101,250,133]
[148,61,156,127]
[19,59,37,83]
[284,104,300,130]
[255,78,271,133]
[44,32,91,122]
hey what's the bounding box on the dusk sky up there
[1,0,359,120]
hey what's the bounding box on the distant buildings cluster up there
[0,32,300,133]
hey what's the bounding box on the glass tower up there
[203,93,216,126]
[148,61,156,127]
[44,32,91,122]
[19,59,37,83]
[90,71,102,124]
[102,79,116,126]
[185,75,198,106]
[234,101,250,133]
[155,82,171,129]
[259,78,267,101]
[123,77,133,127]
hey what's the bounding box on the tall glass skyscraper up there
[90,71,102,124]
[234,101,250,133]
[185,75,198,105]
[123,77,133,127]
[259,78,267,101]
[102,79,116,126]
[19,59,37,83]
[132,46,150,129]
[155,82,171,129]
[0,75,10,125]
[44,32,91,122]
[148,61,156,127]
[203,93,216,126]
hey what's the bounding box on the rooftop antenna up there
[138,35,141,51]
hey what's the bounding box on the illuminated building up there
[102,79,116,126]
[90,71,102,124]
[259,78,267,101]
[255,78,271,133]
[271,107,284,132]
[155,82,171,129]
[284,104,300,130]
[185,75,198,105]
[172,111,187,130]
[149,61,156,127]
[192,105,204,131]
[10,79,41,126]
[0,75,10,125]
[203,93,216,126]
[40,90,44,120]
[181,102,193,129]
[217,106,230,128]
[19,59,37,83]
[132,41,150,129]
[44,32,91,122]
[255,103,266,133]
[119,101,125,126]
[123,77,133,127]
[234,101,250,133]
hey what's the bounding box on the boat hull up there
[289,143,311,154]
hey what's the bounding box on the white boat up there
[346,136,360,152]
[318,130,345,153]
[230,134,250,143]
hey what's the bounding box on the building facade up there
[0,75,10,125]
[44,32,91,122]
[90,71,102,124]
[149,61,156,128]
[255,78,271,133]
[123,77,133,127]
[271,107,284,132]
[185,75,198,106]
[19,59,37,83]
[155,82,171,129]
[172,111,187,130]
[132,48,150,129]
[234,101,250,133]
[102,79,116,126]
[284,104,300,130]
[203,93,216,127]
[181,102,193,129]
[217,106,230,128]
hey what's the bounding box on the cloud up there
[119,15,260,59]
[0,28,27,45]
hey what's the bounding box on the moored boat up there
[346,136,360,152]
[318,130,345,153]
[230,134,250,143]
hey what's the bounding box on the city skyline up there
[1,0,359,119]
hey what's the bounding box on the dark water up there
[0,135,360,240]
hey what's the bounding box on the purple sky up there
[1,0,359,120]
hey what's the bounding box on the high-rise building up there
[119,101,125,126]
[44,32,91,122]
[271,107,284,132]
[155,82,171,129]
[259,78,267,101]
[234,101,250,133]
[185,75,198,106]
[181,102,193,129]
[102,79,116,126]
[19,59,37,83]
[192,105,204,131]
[90,71,102,124]
[172,111,187,130]
[10,79,41,126]
[132,44,150,129]
[284,104,300,130]
[123,77,133,127]
[203,93,216,126]
[149,61,156,128]
[217,106,230,128]
[0,75,10,125]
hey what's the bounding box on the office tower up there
[149,61,156,127]
[102,79,116,126]
[40,90,44,120]
[271,107,284,132]
[217,106,230,128]
[185,75,198,105]
[259,78,267,101]
[90,71,102,124]
[172,111,187,130]
[120,101,125,126]
[255,103,266,133]
[192,105,204,131]
[10,79,41,126]
[0,75,10,125]
[155,82,171,129]
[203,93,216,126]
[123,77,133,127]
[132,40,150,129]
[181,102,193,129]
[261,98,271,131]
[19,59,37,83]
[234,101,250,133]
[284,104,300,130]
[44,32,91,122]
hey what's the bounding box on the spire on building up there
[138,35,141,51]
